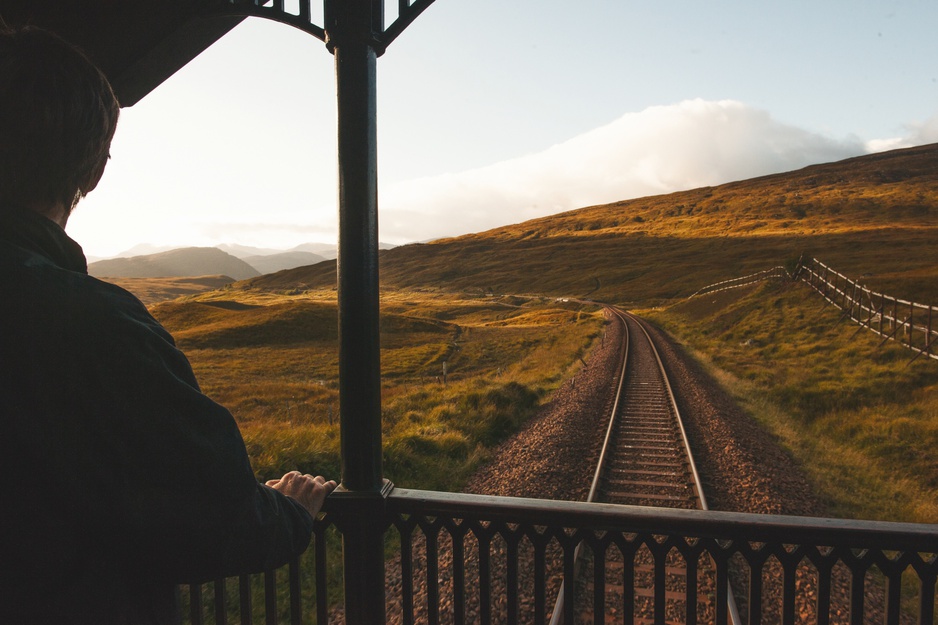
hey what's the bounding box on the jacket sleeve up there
[62,280,315,583]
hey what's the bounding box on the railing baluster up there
[478,530,492,625]
[507,531,520,625]
[622,538,638,624]
[884,566,902,625]
[849,562,865,625]
[289,557,301,625]
[400,523,415,625]
[593,541,605,625]
[654,546,666,625]
[178,489,937,625]
[684,551,697,625]
[452,524,466,625]
[715,552,730,625]
[816,560,832,625]
[749,558,763,625]
[315,526,329,625]
[781,558,796,625]
[214,579,227,625]
[238,575,252,625]
[426,522,441,625]
[919,573,936,625]
[533,533,546,625]
[190,584,204,625]
[264,569,277,625]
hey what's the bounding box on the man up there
[0,23,336,624]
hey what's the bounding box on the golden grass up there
[102,275,234,305]
[150,288,605,489]
[646,280,938,524]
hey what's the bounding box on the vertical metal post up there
[326,1,390,623]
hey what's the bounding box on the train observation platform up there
[3,2,935,624]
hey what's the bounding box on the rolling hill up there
[243,251,327,274]
[241,143,938,305]
[89,247,261,280]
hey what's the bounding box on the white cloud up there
[867,111,938,153]
[379,99,868,242]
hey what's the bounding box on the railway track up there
[551,307,740,625]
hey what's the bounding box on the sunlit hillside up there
[150,289,604,491]
[244,143,938,305]
[128,142,938,523]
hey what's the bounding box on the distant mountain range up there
[89,247,261,280]
[88,242,397,278]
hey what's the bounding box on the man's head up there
[0,23,120,220]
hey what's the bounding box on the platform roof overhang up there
[0,0,242,106]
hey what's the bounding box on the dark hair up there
[0,22,120,212]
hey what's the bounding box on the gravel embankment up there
[467,310,824,514]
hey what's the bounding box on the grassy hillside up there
[90,246,260,280]
[101,275,233,305]
[644,280,938,524]
[151,289,604,490]
[244,143,938,305]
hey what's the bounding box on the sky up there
[68,0,938,259]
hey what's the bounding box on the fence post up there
[925,304,933,358]
[879,293,886,336]
[908,301,915,349]
[893,298,898,334]
[865,286,872,330]
[850,280,859,321]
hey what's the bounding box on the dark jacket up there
[0,208,313,624]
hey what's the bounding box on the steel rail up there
[548,308,631,625]
[551,306,740,625]
[621,309,709,511]
[621,308,741,625]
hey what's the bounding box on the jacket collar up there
[0,207,88,274]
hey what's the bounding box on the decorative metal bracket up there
[215,0,436,55]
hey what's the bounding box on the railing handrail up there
[380,488,938,551]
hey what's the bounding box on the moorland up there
[127,142,938,524]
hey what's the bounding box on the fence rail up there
[687,266,790,300]
[799,258,937,363]
[688,258,936,364]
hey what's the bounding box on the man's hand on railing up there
[267,471,337,518]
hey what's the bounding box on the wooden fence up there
[798,257,937,363]
[687,266,790,299]
[686,258,936,363]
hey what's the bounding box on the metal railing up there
[184,488,938,625]
[800,258,937,363]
